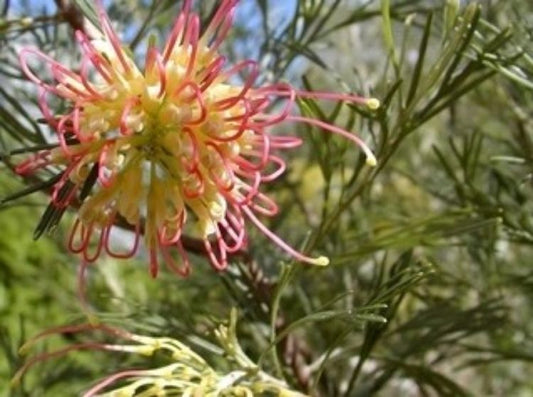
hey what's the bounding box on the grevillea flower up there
[17,0,379,276]
[13,311,307,396]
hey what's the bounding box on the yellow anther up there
[311,256,330,266]
[366,98,380,110]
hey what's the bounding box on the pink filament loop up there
[160,241,190,277]
[286,115,374,158]
[204,0,238,53]
[37,88,59,129]
[260,155,287,182]
[96,1,131,74]
[204,0,239,38]
[214,60,259,111]
[248,82,296,127]
[219,209,246,253]
[200,55,226,91]
[223,105,253,123]
[162,13,186,64]
[68,218,90,254]
[79,56,104,100]
[83,231,104,263]
[242,205,320,266]
[204,232,228,271]
[158,210,185,246]
[271,87,372,107]
[227,171,261,207]
[13,342,123,389]
[181,0,192,15]
[215,59,259,110]
[236,148,271,172]
[261,135,302,149]
[22,323,132,347]
[248,96,271,115]
[97,142,118,189]
[206,101,252,142]
[227,205,245,231]
[51,64,89,99]
[145,47,167,98]
[119,98,140,136]
[15,150,52,175]
[174,82,207,126]
[103,215,141,259]
[83,369,155,397]
[182,168,205,199]
[180,127,200,172]
[57,116,76,156]
[155,53,167,98]
[75,31,113,83]
[68,219,105,263]
[50,156,85,208]
[234,131,271,171]
[205,143,235,192]
[243,188,278,217]
[71,105,90,143]
[226,204,246,237]
[19,48,84,98]
[183,15,200,77]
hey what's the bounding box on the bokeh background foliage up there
[1,0,533,395]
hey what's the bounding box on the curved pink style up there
[17,0,379,275]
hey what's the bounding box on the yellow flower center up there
[65,40,251,247]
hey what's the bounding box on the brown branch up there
[54,0,84,33]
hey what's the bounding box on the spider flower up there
[13,311,307,396]
[17,0,379,276]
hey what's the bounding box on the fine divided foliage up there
[1,0,532,396]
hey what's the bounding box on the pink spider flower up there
[17,0,379,276]
[12,316,307,396]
